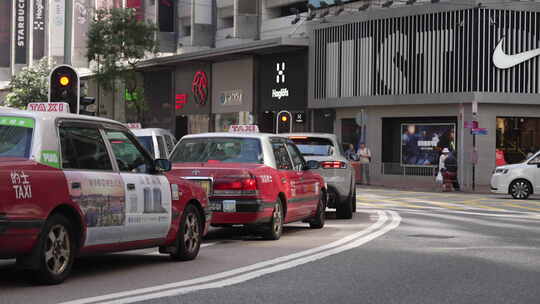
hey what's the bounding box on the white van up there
[131,128,177,159]
[491,152,540,199]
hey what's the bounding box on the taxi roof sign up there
[229,125,259,133]
[27,102,70,113]
[126,122,142,129]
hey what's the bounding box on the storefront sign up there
[220,89,243,106]
[401,123,456,167]
[272,62,290,100]
[192,71,208,105]
[0,1,11,67]
[32,0,46,60]
[175,94,188,109]
[295,112,305,123]
[15,0,28,64]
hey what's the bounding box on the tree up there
[5,57,53,109]
[86,8,158,120]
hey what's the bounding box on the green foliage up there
[86,8,159,92]
[5,57,54,109]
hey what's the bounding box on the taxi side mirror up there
[304,160,320,170]
[154,159,172,173]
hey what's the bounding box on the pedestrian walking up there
[438,148,450,191]
[444,151,460,191]
[345,144,359,161]
[357,143,371,185]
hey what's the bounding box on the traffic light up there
[276,111,292,134]
[49,65,79,114]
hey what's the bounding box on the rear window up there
[137,136,155,156]
[171,137,263,163]
[290,137,335,157]
[0,116,34,158]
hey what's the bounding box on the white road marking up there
[60,210,400,304]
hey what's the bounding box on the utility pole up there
[64,0,72,65]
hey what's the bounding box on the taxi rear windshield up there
[290,137,334,156]
[0,117,34,158]
[171,137,263,163]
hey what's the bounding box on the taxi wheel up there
[350,186,357,213]
[510,180,532,200]
[171,204,201,261]
[33,214,76,285]
[263,199,284,240]
[336,193,353,220]
[309,193,326,229]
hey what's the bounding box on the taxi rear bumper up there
[209,199,275,225]
[0,215,43,259]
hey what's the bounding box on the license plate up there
[222,200,236,212]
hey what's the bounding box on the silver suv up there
[284,133,356,219]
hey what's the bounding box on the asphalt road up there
[1,188,539,304]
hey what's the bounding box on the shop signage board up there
[471,128,488,135]
[401,123,456,167]
[295,112,305,123]
[15,0,29,64]
[220,89,243,106]
[33,0,46,60]
[175,94,188,109]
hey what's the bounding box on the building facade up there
[309,0,540,188]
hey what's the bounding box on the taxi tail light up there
[213,176,259,197]
[321,161,347,169]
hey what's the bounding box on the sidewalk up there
[356,180,492,195]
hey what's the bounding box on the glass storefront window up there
[188,114,210,134]
[496,117,540,164]
[215,112,251,132]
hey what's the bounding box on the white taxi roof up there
[181,132,280,141]
[0,106,123,126]
[131,128,175,137]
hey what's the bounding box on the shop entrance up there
[175,116,188,139]
[496,117,540,164]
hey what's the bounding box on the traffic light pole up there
[64,0,72,65]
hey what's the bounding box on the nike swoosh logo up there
[493,37,540,69]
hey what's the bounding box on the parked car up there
[491,152,540,199]
[0,106,211,284]
[168,131,327,240]
[284,133,356,219]
[131,128,177,159]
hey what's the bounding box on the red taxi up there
[0,106,211,284]
[168,129,327,240]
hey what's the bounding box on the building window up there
[496,117,540,164]
[159,0,175,32]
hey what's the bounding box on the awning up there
[137,37,309,70]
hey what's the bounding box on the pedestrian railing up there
[381,163,435,177]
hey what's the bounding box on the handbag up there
[435,171,443,184]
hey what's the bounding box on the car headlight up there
[495,168,509,174]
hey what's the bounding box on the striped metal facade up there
[312,8,540,100]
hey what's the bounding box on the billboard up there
[15,0,29,64]
[401,123,456,167]
[33,0,46,60]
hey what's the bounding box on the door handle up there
[127,183,136,190]
[71,182,81,189]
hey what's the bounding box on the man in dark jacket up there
[444,152,460,191]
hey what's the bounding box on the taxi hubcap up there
[44,225,70,275]
[184,213,200,253]
[273,203,282,234]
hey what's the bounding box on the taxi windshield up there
[171,137,263,163]
[291,137,334,156]
[137,136,155,155]
[0,117,34,159]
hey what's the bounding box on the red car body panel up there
[0,159,210,259]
